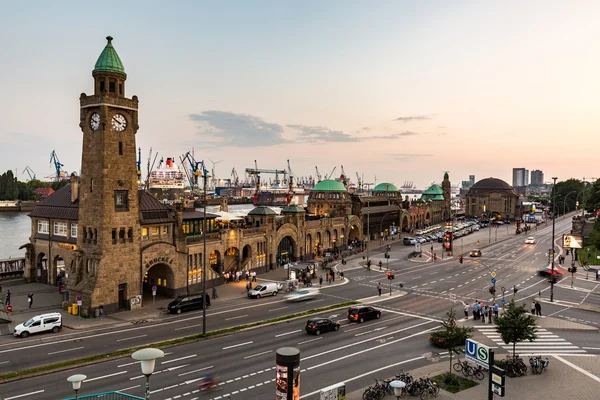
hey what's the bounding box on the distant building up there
[461,174,475,190]
[531,170,544,186]
[512,168,529,187]
[34,188,55,199]
[466,177,521,220]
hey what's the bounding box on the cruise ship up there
[148,158,186,200]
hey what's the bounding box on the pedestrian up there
[0,284,2,293]
[245,271,249,281]
[319,276,323,286]
[535,301,542,316]
[463,303,469,319]
[488,306,493,323]
[472,303,477,320]
[5,290,10,306]
[98,305,104,320]
[531,300,536,315]
[377,283,382,296]
[482,306,488,324]
[212,286,217,300]
[252,271,257,282]
[246,281,251,293]
[27,293,33,308]
[494,303,499,319]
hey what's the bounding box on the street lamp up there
[132,348,165,399]
[550,177,557,302]
[67,374,86,400]
[389,380,406,399]
[563,191,576,216]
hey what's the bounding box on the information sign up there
[491,278,496,284]
[491,272,496,278]
[465,339,491,368]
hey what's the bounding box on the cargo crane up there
[245,160,287,205]
[180,151,209,191]
[22,166,36,181]
[325,166,336,180]
[356,172,363,192]
[145,147,159,190]
[49,150,67,182]
[314,166,322,184]
[286,160,296,205]
[136,148,142,184]
[230,168,239,187]
[339,165,349,187]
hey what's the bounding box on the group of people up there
[2,290,33,308]
[531,300,542,316]
[465,301,499,323]
[223,270,257,283]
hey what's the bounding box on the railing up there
[332,217,346,224]
[186,232,222,244]
[0,257,25,279]
[64,391,144,399]
[243,227,267,236]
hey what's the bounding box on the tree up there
[495,299,537,358]
[429,308,474,374]
[584,178,600,213]
[552,179,584,215]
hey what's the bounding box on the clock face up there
[111,113,127,132]
[90,113,100,131]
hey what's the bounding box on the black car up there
[305,317,340,335]
[167,293,211,314]
[347,306,381,323]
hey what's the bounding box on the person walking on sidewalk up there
[98,305,104,320]
[5,290,10,306]
[488,306,493,323]
[494,303,499,319]
[27,293,33,308]
[319,275,323,287]
[377,283,382,296]
[535,301,542,316]
[463,303,469,319]
[212,286,218,300]
[531,300,536,315]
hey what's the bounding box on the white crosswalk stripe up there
[473,325,587,354]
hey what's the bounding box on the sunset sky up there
[1,1,599,188]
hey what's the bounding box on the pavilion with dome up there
[465,177,522,220]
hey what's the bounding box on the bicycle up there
[362,379,386,400]
[529,355,549,374]
[452,358,469,373]
[462,363,485,380]
[420,374,439,399]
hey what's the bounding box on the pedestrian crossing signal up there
[387,271,394,280]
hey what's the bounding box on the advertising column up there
[276,347,300,400]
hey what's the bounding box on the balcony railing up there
[185,232,222,244]
[64,391,144,399]
[243,227,267,236]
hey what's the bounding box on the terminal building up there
[22,36,454,316]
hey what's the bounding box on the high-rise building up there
[531,170,544,185]
[512,168,527,187]
[469,175,475,185]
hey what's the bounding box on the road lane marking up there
[117,385,140,392]
[268,307,289,312]
[174,323,203,331]
[225,315,248,320]
[554,355,600,383]
[244,350,273,359]
[275,330,302,337]
[297,337,322,345]
[84,371,127,382]
[117,334,148,342]
[5,390,45,400]
[223,341,253,350]
[178,366,213,376]
[162,354,197,364]
[48,346,84,355]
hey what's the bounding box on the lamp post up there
[550,177,557,302]
[379,212,396,244]
[67,374,86,400]
[563,191,576,216]
[389,380,406,399]
[366,199,370,264]
[132,348,165,400]
[202,171,208,334]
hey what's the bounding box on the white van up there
[248,282,282,298]
[14,312,62,338]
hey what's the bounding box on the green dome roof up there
[422,184,444,195]
[311,179,347,192]
[444,172,449,180]
[282,204,305,213]
[248,206,276,216]
[93,36,126,76]
[373,182,399,192]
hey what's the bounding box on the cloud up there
[395,115,432,122]
[287,124,360,142]
[370,131,420,139]
[386,153,433,161]
[189,111,289,147]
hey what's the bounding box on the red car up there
[538,268,564,277]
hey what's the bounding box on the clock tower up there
[75,36,141,312]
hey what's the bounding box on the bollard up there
[276,347,300,400]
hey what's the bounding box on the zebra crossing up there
[475,325,587,355]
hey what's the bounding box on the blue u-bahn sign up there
[465,339,491,368]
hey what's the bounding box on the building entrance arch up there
[36,252,48,284]
[209,250,222,274]
[242,244,252,269]
[144,263,175,298]
[305,234,313,255]
[348,225,360,242]
[402,215,409,231]
[277,236,295,267]
[52,255,65,286]
[224,247,240,273]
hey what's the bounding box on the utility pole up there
[550,176,558,302]
[202,171,208,334]
[366,200,370,265]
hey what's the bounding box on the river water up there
[0,204,280,259]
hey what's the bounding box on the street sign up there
[492,383,504,397]
[415,242,421,253]
[76,295,82,301]
[152,285,157,292]
[492,372,505,386]
[465,339,491,368]
[563,234,583,249]
[491,272,496,278]
[491,278,496,284]
[501,286,506,293]
[501,299,506,305]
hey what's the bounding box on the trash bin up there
[68,306,72,314]
[72,304,78,315]
[59,284,65,294]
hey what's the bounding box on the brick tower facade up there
[74,36,141,312]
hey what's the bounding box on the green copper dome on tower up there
[93,36,126,76]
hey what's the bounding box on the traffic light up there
[566,249,570,255]
[549,276,557,284]
[489,286,496,294]
[445,231,453,251]
[568,267,572,273]
[387,271,394,280]
[513,285,518,294]
[572,266,577,273]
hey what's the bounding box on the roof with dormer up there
[373,182,399,192]
[311,179,347,192]
[282,204,306,213]
[422,184,444,195]
[93,36,126,76]
[248,206,276,216]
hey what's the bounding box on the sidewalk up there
[345,354,600,400]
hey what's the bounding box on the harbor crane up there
[49,150,67,182]
[339,165,349,186]
[136,148,142,183]
[356,172,363,192]
[314,166,322,183]
[22,166,36,181]
[145,147,159,190]
[245,160,287,204]
[325,166,336,180]
[181,151,209,190]
[231,168,239,186]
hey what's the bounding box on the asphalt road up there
[1,215,599,400]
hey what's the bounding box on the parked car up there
[168,293,211,314]
[403,237,416,245]
[347,306,381,323]
[285,288,321,302]
[305,317,340,335]
[469,249,482,257]
[248,282,282,298]
[525,237,536,244]
[14,313,62,338]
